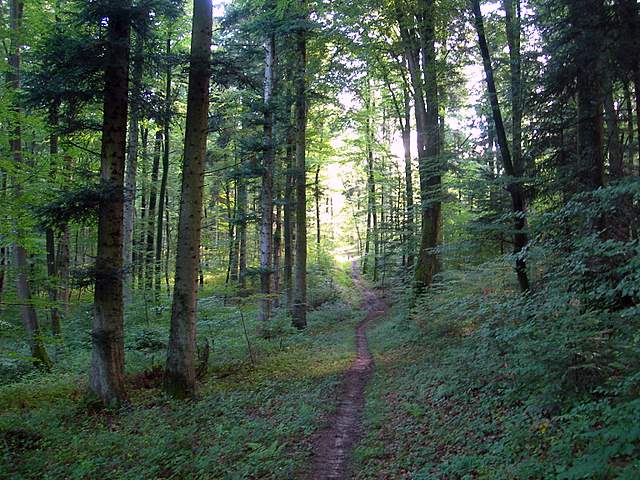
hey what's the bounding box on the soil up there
[307,262,388,479]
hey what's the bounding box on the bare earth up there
[307,263,388,479]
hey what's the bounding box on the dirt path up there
[307,262,388,479]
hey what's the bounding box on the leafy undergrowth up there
[0,261,362,479]
[355,183,640,479]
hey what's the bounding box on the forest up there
[1,0,639,478]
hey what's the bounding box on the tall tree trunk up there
[504,0,524,176]
[604,79,625,178]
[292,5,308,329]
[237,172,247,291]
[156,35,172,299]
[412,0,442,291]
[258,32,276,324]
[137,127,148,287]
[165,0,212,398]
[472,0,530,292]
[314,164,321,256]
[146,129,161,291]
[273,191,282,308]
[623,80,635,173]
[227,180,239,284]
[283,102,294,308]
[365,84,378,281]
[91,3,131,404]
[123,31,144,305]
[7,0,51,368]
[566,0,605,190]
[402,86,415,268]
[56,154,72,314]
[47,102,62,335]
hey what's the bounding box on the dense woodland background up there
[1,0,640,478]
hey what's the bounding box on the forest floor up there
[0,261,396,479]
[307,262,388,479]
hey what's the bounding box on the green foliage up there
[0,261,362,479]
[355,181,640,479]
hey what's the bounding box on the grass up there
[0,261,364,479]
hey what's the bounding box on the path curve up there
[307,262,387,479]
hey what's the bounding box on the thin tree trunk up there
[165,0,212,398]
[123,31,144,305]
[8,0,51,368]
[623,80,635,173]
[402,86,414,268]
[273,192,282,308]
[604,79,625,178]
[314,164,321,255]
[472,0,530,292]
[146,129,161,291]
[137,127,149,287]
[47,102,61,335]
[292,5,308,329]
[226,181,238,284]
[156,35,172,299]
[504,0,524,176]
[283,101,294,308]
[237,172,247,291]
[91,3,131,404]
[258,32,276,324]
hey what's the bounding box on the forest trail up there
[307,261,388,479]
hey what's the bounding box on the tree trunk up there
[91,3,131,404]
[47,102,61,335]
[156,35,172,299]
[604,79,625,179]
[504,0,524,176]
[258,33,275,324]
[7,0,51,368]
[402,85,415,268]
[472,0,530,292]
[273,192,282,308]
[314,164,321,257]
[623,80,635,174]
[283,101,294,308]
[365,84,378,281]
[165,0,212,398]
[413,0,442,291]
[146,129,162,291]
[123,31,144,305]
[566,0,605,190]
[237,171,247,291]
[137,127,148,287]
[292,6,308,329]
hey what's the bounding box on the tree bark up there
[165,0,211,398]
[146,129,162,291]
[604,78,625,179]
[472,0,530,292]
[7,0,51,368]
[292,5,308,329]
[566,0,605,190]
[136,127,148,287]
[91,3,131,404]
[258,33,276,324]
[283,98,294,309]
[156,34,172,299]
[402,85,415,268]
[123,31,144,305]
[47,102,61,335]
